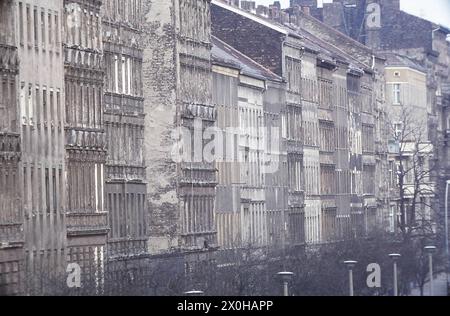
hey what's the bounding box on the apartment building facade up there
[211,0,386,244]
[0,0,22,296]
[101,0,148,260]
[293,0,450,240]
[212,36,291,251]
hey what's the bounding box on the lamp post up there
[277,272,294,297]
[344,261,357,296]
[184,290,205,296]
[389,253,401,296]
[424,246,437,296]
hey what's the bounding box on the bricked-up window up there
[49,89,54,124]
[42,87,47,124]
[320,165,336,195]
[287,105,302,141]
[41,10,45,49]
[0,79,6,129]
[335,126,349,150]
[27,83,33,124]
[45,168,50,213]
[363,164,375,195]
[47,13,52,48]
[322,208,337,242]
[319,121,335,152]
[26,5,31,45]
[56,89,61,127]
[301,77,317,102]
[362,124,375,153]
[285,57,302,94]
[318,77,333,109]
[347,74,360,93]
[55,14,59,47]
[20,82,25,123]
[361,85,373,113]
[289,208,305,245]
[19,2,24,45]
[336,83,348,109]
[33,7,38,46]
[288,154,302,192]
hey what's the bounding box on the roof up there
[212,0,373,73]
[211,0,301,39]
[211,36,283,83]
[293,26,368,73]
[381,53,427,73]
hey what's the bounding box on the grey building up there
[211,35,291,251]
[211,0,387,244]
[293,0,450,239]
[0,0,22,296]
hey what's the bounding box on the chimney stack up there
[302,6,310,15]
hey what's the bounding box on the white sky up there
[253,0,450,28]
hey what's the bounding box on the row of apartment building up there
[0,0,448,295]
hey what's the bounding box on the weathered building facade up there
[212,0,308,246]
[101,0,147,260]
[64,0,107,287]
[4,0,439,296]
[212,36,288,250]
[211,0,387,244]
[17,0,67,293]
[0,0,22,295]
[141,0,218,269]
[293,0,450,239]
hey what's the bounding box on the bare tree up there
[388,106,437,243]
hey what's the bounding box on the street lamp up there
[184,290,205,296]
[424,246,437,296]
[344,261,358,296]
[277,272,294,297]
[389,253,401,296]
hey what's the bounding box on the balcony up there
[106,164,146,182]
[108,238,148,258]
[181,103,216,122]
[179,163,217,187]
[0,133,21,160]
[65,128,106,151]
[0,44,18,73]
[0,223,24,249]
[66,212,109,237]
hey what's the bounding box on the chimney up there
[256,5,270,17]
[302,6,310,15]
[240,1,256,12]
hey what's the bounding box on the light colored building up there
[384,54,435,233]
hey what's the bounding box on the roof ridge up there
[211,36,282,80]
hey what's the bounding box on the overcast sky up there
[253,0,450,28]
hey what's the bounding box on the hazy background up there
[253,0,450,28]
